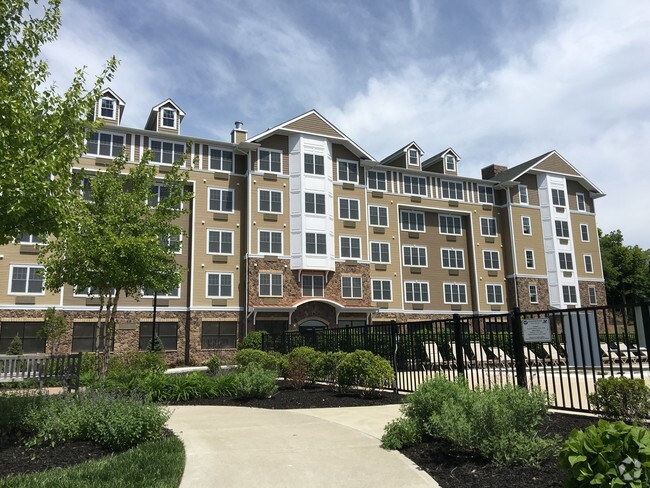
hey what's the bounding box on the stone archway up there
[291,301,337,329]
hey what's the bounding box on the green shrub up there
[7,334,23,355]
[232,364,278,399]
[137,371,237,402]
[146,335,165,353]
[103,352,167,394]
[234,349,279,372]
[79,353,100,387]
[589,376,650,423]
[0,390,46,444]
[401,375,469,430]
[381,417,422,450]
[316,351,348,383]
[285,347,324,388]
[336,350,394,396]
[559,420,650,487]
[237,331,268,350]
[205,355,222,375]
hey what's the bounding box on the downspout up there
[505,186,519,307]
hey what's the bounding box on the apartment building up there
[0,89,606,363]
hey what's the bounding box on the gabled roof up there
[379,141,424,165]
[421,147,460,168]
[248,110,374,161]
[100,88,126,107]
[145,98,186,130]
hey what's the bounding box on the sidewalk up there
[167,405,439,488]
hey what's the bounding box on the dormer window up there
[408,149,419,166]
[445,155,456,172]
[100,98,115,119]
[162,108,176,128]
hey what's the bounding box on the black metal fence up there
[262,302,650,413]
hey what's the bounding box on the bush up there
[232,364,278,399]
[381,417,422,450]
[7,334,23,355]
[103,352,167,393]
[285,347,324,388]
[336,350,394,396]
[316,351,348,383]
[137,371,237,402]
[0,390,46,444]
[205,355,222,376]
[589,376,650,423]
[146,335,165,353]
[559,420,650,487]
[237,331,268,350]
[234,349,279,372]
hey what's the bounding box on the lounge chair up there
[487,347,513,367]
[450,341,473,367]
[599,342,623,364]
[422,342,453,370]
[468,341,490,368]
[541,343,566,366]
[522,345,543,366]
[615,342,643,363]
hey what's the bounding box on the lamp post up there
[151,290,158,351]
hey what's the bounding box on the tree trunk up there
[100,291,120,380]
[95,298,105,379]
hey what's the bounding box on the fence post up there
[641,301,650,349]
[453,314,465,377]
[391,322,399,393]
[511,307,528,388]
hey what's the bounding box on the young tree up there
[0,0,117,244]
[7,335,23,355]
[39,151,192,378]
[599,229,650,305]
[38,307,68,354]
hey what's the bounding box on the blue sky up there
[43,0,650,248]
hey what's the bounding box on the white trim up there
[149,138,186,166]
[524,249,535,269]
[445,154,456,172]
[518,185,529,205]
[258,148,283,174]
[305,232,327,255]
[368,205,389,227]
[301,274,325,297]
[341,276,363,299]
[402,174,427,197]
[402,245,428,268]
[479,217,497,237]
[408,148,420,167]
[441,179,464,201]
[207,146,235,173]
[477,184,495,204]
[339,235,362,259]
[258,229,283,255]
[8,265,45,296]
[161,107,177,129]
[438,214,462,236]
[584,254,594,274]
[366,170,387,191]
[337,159,359,183]
[338,197,361,221]
[528,284,539,304]
[521,215,532,235]
[404,281,430,303]
[369,241,391,264]
[258,188,283,214]
[258,272,283,297]
[580,223,590,242]
[205,272,234,299]
[482,249,501,270]
[576,192,586,212]
[485,283,504,305]
[371,279,392,302]
[207,187,235,214]
[440,248,465,270]
[442,282,468,304]
[588,285,598,305]
[99,96,117,120]
[304,192,326,215]
[206,229,235,256]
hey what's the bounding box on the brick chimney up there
[231,121,247,144]
[481,164,508,180]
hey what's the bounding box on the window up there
[588,287,597,305]
[161,108,176,128]
[483,250,500,270]
[576,193,586,211]
[552,189,566,206]
[82,177,93,201]
[302,275,324,297]
[403,246,427,267]
[207,230,233,255]
[529,285,538,304]
[408,149,419,166]
[150,140,185,165]
[338,160,358,183]
[478,185,494,204]
[367,170,386,191]
[304,193,326,214]
[341,276,362,298]
[519,185,529,204]
[562,285,577,304]
[340,236,361,259]
[443,283,467,304]
[18,234,43,244]
[559,252,573,270]
[259,230,282,255]
[486,284,504,304]
[441,249,464,269]
[149,183,180,208]
[401,211,425,232]
[142,286,180,298]
[139,322,177,350]
[208,188,234,212]
[370,242,390,263]
[86,132,124,157]
[304,153,325,175]
[441,180,463,201]
[259,189,282,213]
[525,249,535,269]
[584,254,594,273]
[406,282,430,303]
[372,280,392,301]
[369,206,388,226]
[445,155,456,172]
[201,321,237,349]
[439,215,462,235]
[10,266,44,294]
[555,220,570,238]
[159,234,182,253]
[403,175,427,196]
[259,149,282,173]
[100,97,115,119]
[522,216,532,235]
[209,148,234,172]
[480,217,497,236]
[339,198,360,220]
[306,233,327,254]
[0,322,45,353]
[259,273,282,297]
[72,322,96,352]
[206,273,233,298]
[580,224,590,242]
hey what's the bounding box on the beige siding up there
[566,180,594,212]
[536,153,580,176]
[250,177,288,255]
[571,216,603,279]
[510,207,547,275]
[256,135,289,174]
[333,185,368,260]
[285,113,343,138]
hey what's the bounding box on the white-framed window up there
[340,236,361,259]
[259,230,283,255]
[208,188,234,213]
[441,180,464,201]
[408,149,419,166]
[81,177,93,201]
[74,286,102,298]
[406,282,430,303]
[576,193,586,211]
[206,273,233,298]
[338,198,360,220]
[483,250,500,270]
[159,234,182,254]
[304,153,325,175]
[403,175,427,196]
[522,216,532,235]
[439,215,462,235]
[562,285,577,304]
[86,132,124,157]
[525,249,535,269]
[100,97,115,119]
[207,230,233,255]
[486,284,504,304]
[559,252,574,270]
[443,283,467,304]
[588,286,597,305]
[480,217,497,237]
[259,149,282,173]
[403,245,427,267]
[401,211,425,232]
[302,275,324,297]
[441,249,464,269]
[372,280,392,301]
[529,285,538,304]
[580,224,590,242]
[9,265,44,295]
[161,108,176,128]
[368,205,389,227]
[305,192,326,214]
[584,254,594,273]
[338,160,358,183]
[149,183,180,208]
[341,276,362,299]
[306,233,327,255]
[555,220,570,238]
[445,155,456,172]
[142,286,180,299]
[367,170,387,191]
[552,188,566,207]
[259,273,283,297]
[18,234,43,245]
[519,185,529,204]
[477,185,494,204]
[150,140,185,165]
[209,148,234,172]
[370,242,390,263]
[259,189,283,214]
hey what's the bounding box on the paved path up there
[167,405,439,488]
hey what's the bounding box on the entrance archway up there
[291,300,337,328]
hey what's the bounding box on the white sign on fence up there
[522,318,551,343]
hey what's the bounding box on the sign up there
[522,318,551,343]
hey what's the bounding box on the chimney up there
[231,121,247,144]
[481,164,508,180]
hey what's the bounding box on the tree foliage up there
[0,0,117,244]
[38,307,68,354]
[599,229,650,304]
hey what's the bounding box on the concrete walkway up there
[167,405,439,488]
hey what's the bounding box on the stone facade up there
[578,281,607,307]
[506,277,551,311]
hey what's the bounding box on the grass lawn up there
[0,436,185,488]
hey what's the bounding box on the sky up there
[41,0,650,248]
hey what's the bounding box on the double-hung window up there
[306,233,327,254]
[443,283,467,304]
[441,249,464,269]
[340,236,361,259]
[150,140,185,165]
[403,246,427,267]
[367,170,386,191]
[150,183,181,208]
[201,322,237,349]
[401,211,425,232]
[483,250,500,270]
[486,284,504,304]
[259,189,282,213]
[18,234,43,245]
[372,280,392,301]
[159,234,182,253]
[143,285,180,298]
[478,185,494,204]
[161,109,176,128]
[522,216,532,235]
[576,193,586,211]
[139,322,177,351]
[304,154,325,175]
[525,250,535,269]
[259,230,282,255]
[559,252,574,270]
[588,287,597,305]
[562,285,577,304]
[209,148,233,172]
[584,254,594,273]
[207,230,233,255]
[339,198,360,220]
[259,149,282,173]
[208,188,234,213]
[529,285,539,304]
[480,217,497,236]
[370,242,390,263]
[10,266,44,294]
[580,224,590,242]
[519,185,529,204]
[445,155,456,172]
[302,275,324,297]
[305,193,326,214]
[86,132,124,157]
[403,175,427,196]
[552,189,566,206]
[259,273,282,297]
[555,220,570,238]
[338,160,358,183]
[441,180,463,201]
[206,273,233,298]
[406,282,429,303]
[408,149,419,166]
[439,215,462,235]
[100,97,115,119]
[341,276,362,298]
[368,206,388,227]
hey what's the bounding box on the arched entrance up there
[298,319,328,330]
[291,300,337,329]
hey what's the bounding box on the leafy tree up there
[0,0,117,244]
[39,151,192,378]
[7,334,23,355]
[599,229,650,304]
[38,307,68,354]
